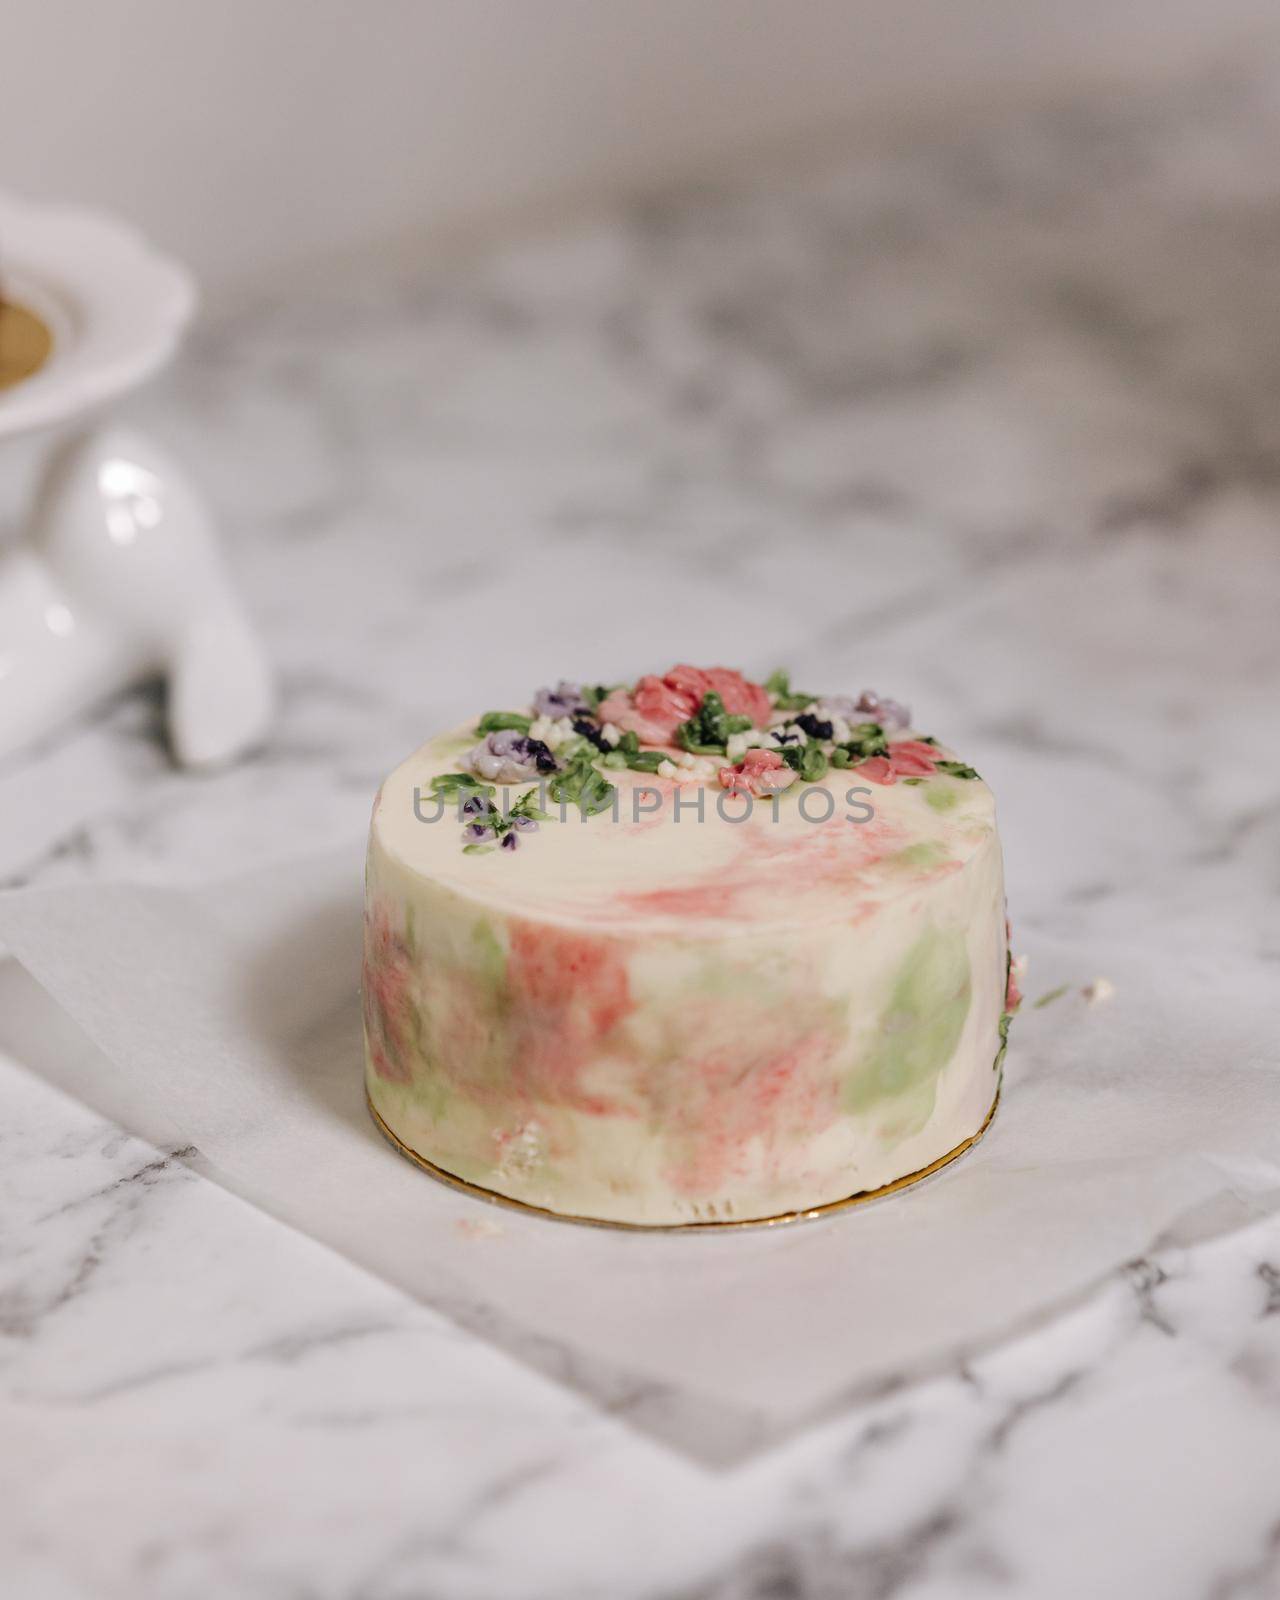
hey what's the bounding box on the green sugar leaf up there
[799,742,829,783]
[764,669,816,711]
[549,751,617,817]
[476,710,532,735]
[579,774,616,816]
[677,690,738,755]
[626,750,668,774]
[832,732,883,764]
[994,1009,1015,1073]
[677,732,726,755]
[431,772,495,800]
[934,759,980,780]
[509,790,550,823]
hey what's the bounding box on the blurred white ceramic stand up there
[0,194,273,768]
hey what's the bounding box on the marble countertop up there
[4,67,1280,1599]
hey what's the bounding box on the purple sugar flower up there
[856,690,911,731]
[465,729,559,783]
[822,690,911,731]
[463,821,495,842]
[533,680,589,720]
[817,695,858,721]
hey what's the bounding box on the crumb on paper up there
[455,1215,504,1241]
[1082,977,1116,1005]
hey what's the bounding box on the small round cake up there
[364,666,1017,1227]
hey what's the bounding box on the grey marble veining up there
[3,64,1280,1598]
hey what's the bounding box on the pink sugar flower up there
[857,739,940,786]
[666,665,772,728]
[600,664,772,746]
[718,747,798,797]
[598,677,695,744]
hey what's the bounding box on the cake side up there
[371,731,999,937]
[363,666,1016,1225]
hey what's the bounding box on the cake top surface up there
[372,665,997,935]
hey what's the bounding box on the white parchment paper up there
[2,852,1278,1455]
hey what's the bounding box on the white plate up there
[0,193,195,439]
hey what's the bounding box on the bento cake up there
[363,665,1018,1226]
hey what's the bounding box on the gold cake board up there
[368,1085,1001,1232]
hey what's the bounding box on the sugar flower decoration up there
[532,680,590,720]
[857,739,939,785]
[718,747,798,797]
[600,665,772,745]
[820,690,911,732]
[465,729,558,783]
